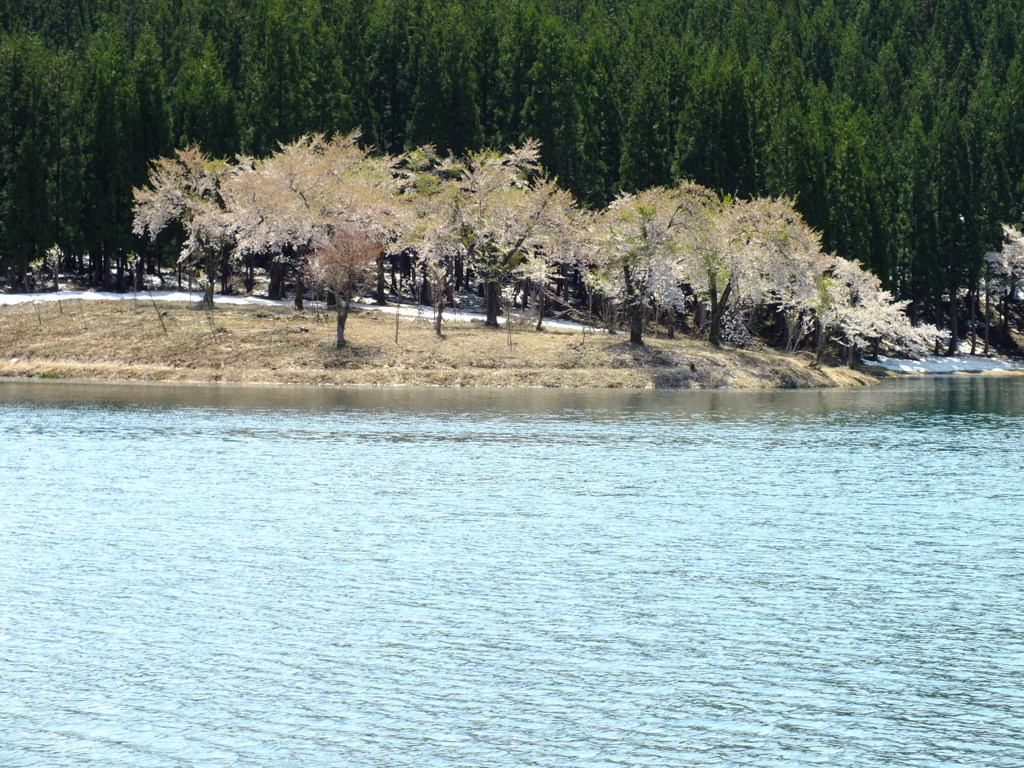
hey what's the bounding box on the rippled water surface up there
[1,377,1023,767]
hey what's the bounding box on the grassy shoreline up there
[0,299,892,390]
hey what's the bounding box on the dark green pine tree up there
[896,110,940,309]
[47,47,86,268]
[80,19,143,288]
[133,25,171,166]
[320,0,371,135]
[520,15,588,191]
[361,0,416,152]
[171,34,237,156]
[404,0,483,155]
[493,1,542,147]
[0,33,53,288]
[575,17,623,205]
[238,0,317,155]
[618,55,672,193]
[930,44,986,349]
[955,55,1007,332]
[37,0,91,49]
[755,20,815,200]
[674,45,756,197]
[468,0,502,144]
[821,100,874,272]
[1000,49,1024,211]
[306,5,355,138]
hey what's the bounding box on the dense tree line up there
[3,0,1024,339]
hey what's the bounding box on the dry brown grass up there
[0,299,891,389]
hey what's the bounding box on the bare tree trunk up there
[433,296,444,337]
[629,311,644,345]
[1006,277,1018,333]
[785,311,803,352]
[695,300,707,335]
[294,270,304,311]
[375,250,387,305]
[268,260,283,300]
[946,287,958,356]
[623,264,644,345]
[708,277,732,348]
[221,254,231,295]
[485,280,500,327]
[93,244,105,287]
[434,274,446,337]
[969,288,977,354]
[604,297,616,334]
[984,278,991,354]
[336,287,352,348]
[202,251,215,309]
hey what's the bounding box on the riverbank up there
[1,296,891,389]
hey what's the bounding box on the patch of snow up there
[348,299,598,331]
[863,353,1024,373]
[0,290,283,307]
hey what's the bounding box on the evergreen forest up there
[2,0,1024,332]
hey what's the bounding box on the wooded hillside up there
[2,0,1023,326]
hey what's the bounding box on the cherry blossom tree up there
[730,196,831,349]
[222,133,402,308]
[303,228,381,347]
[816,255,938,365]
[986,224,1024,333]
[136,132,412,320]
[454,140,572,328]
[390,148,466,336]
[515,187,590,331]
[133,146,233,308]
[666,182,733,345]
[590,185,693,344]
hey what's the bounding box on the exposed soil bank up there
[0,299,891,389]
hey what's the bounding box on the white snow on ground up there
[0,289,283,307]
[0,289,600,331]
[863,350,1024,373]
[348,298,598,331]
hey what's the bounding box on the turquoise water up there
[1,378,1022,767]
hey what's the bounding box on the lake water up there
[1,377,1022,767]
